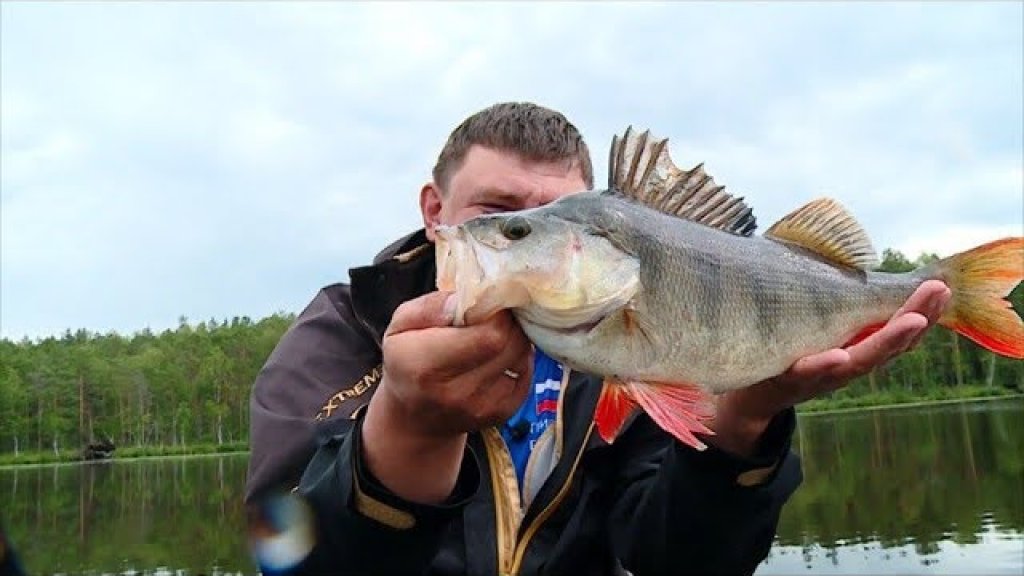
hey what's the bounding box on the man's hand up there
[706,280,953,458]
[361,291,533,504]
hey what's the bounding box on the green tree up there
[0,365,30,454]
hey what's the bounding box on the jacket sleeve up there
[607,408,803,576]
[281,411,482,575]
[245,285,381,504]
[244,284,483,575]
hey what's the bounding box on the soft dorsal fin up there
[764,198,879,270]
[607,126,757,237]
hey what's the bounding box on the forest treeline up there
[1,248,1022,457]
[0,314,294,457]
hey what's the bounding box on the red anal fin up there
[843,322,886,348]
[626,380,717,451]
[594,378,639,444]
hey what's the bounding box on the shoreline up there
[1,394,1021,469]
[0,449,250,471]
[795,392,1023,417]
[0,443,248,470]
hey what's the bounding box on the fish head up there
[434,204,641,331]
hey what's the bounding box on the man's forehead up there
[467,175,584,207]
[453,146,587,199]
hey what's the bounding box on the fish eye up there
[501,217,531,241]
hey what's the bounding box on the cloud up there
[1,1,1021,339]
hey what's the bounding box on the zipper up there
[508,422,594,574]
[481,427,523,575]
[482,368,595,575]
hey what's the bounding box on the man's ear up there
[420,182,444,242]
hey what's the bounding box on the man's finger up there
[901,280,952,324]
[394,307,526,381]
[492,347,535,416]
[840,312,927,378]
[786,348,849,382]
[466,324,532,398]
[385,291,456,336]
[905,283,952,349]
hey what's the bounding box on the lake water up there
[1,398,1021,575]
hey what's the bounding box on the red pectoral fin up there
[626,380,717,451]
[594,379,639,444]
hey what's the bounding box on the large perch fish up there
[434,127,1024,450]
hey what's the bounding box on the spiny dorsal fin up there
[607,126,757,237]
[764,198,879,270]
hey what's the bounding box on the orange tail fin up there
[935,237,1024,359]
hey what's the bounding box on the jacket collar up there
[349,228,438,346]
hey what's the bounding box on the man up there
[245,102,951,575]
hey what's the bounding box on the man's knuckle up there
[393,300,417,321]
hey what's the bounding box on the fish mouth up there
[433,225,463,290]
[434,223,530,325]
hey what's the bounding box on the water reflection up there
[0,399,1021,575]
[760,522,1023,575]
[759,398,1023,575]
[0,455,252,574]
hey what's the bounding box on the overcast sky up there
[2,1,1022,341]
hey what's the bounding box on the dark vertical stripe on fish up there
[749,273,782,343]
[693,251,724,332]
[805,279,833,330]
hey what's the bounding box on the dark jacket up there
[245,230,804,576]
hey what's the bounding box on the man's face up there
[420,145,589,241]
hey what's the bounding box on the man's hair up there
[432,102,594,191]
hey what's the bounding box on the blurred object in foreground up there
[247,491,317,575]
[0,520,27,576]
